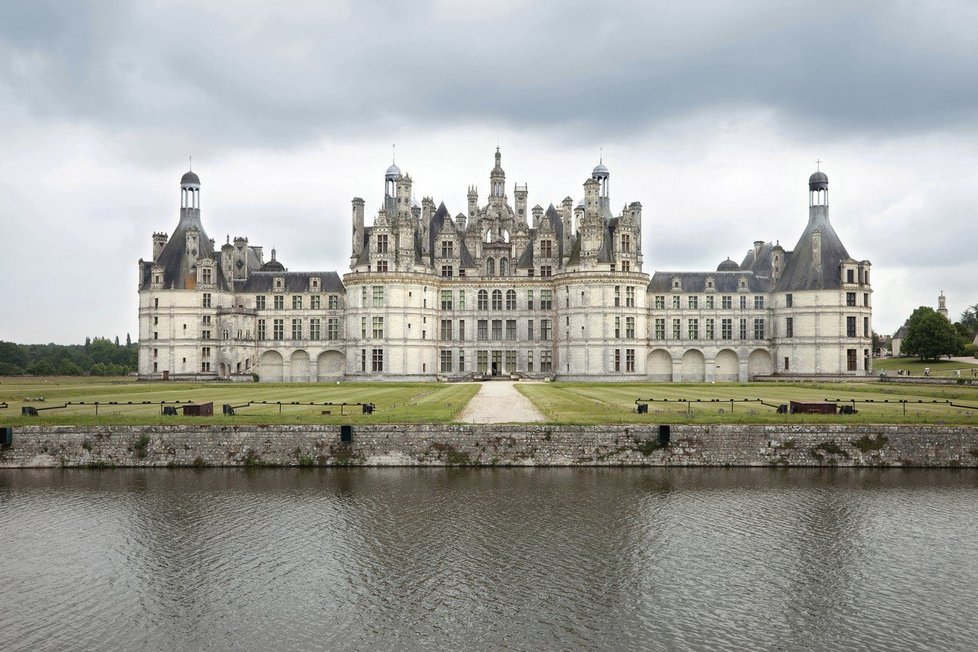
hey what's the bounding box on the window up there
[440,264,454,278]
[201,361,211,372]
[328,295,339,309]
[671,295,680,309]
[486,258,495,276]
[154,298,159,309]
[786,317,793,338]
[373,316,384,339]
[540,265,552,277]
[753,318,765,339]
[202,268,212,284]
[372,348,384,372]
[505,350,516,372]
[655,318,665,339]
[540,290,553,310]
[722,295,732,309]
[273,319,284,340]
[739,296,747,309]
[846,269,854,283]
[688,319,699,340]
[847,316,857,337]
[377,234,388,253]
[863,293,869,307]
[201,346,211,358]
[621,234,631,253]
[864,316,869,338]
[361,349,367,372]
[527,290,534,310]
[688,295,698,309]
[615,316,621,339]
[256,295,266,310]
[290,295,300,310]
[477,319,488,341]
[202,315,211,325]
[626,287,635,307]
[491,319,502,340]
[540,240,553,257]
[441,319,453,340]
[754,296,764,309]
[440,350,453,373]
[626,316,635,339]
[202,330,211,340]
[655,295,665,309]
[327,318,339,340]
[527,319,534,340]
[372,286,384,307]
[785,357,790,371]
[478,290,489,310]
[310,318,321,340]
[739,319,747,339]
[705,318,715,339]
[310,295,321,309]
[672,318,681,339]
[705,295,714,309]
[626,349,635,372]
[785,293,793,308]
[202,293,211,308]
[622,261,630,272]
[846,292,857,307]
[492,289,503,310]
[614,286,621,307]
[459,319,465,340]
[258,319,266,340]
[506,319,517,340]
[847,348,857,371]
[614,349,621,372]
[441,290,453,310]
[540,350,553,373]
[721,318,732,339]
[361,317,367,338]
[441,240,454,258]
[458,290,466,310]
[274,295,284,310]
[292,319,302,340]
[541,319,552,341]
[506,289,517,310]
[527,351,533,372]
[458,351,465,372]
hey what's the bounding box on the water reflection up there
[1,468,977,651]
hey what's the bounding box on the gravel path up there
[457,381,548,423]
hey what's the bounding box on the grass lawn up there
[874,357,978,376]
[0,377,479,426]
[516,381,978,425]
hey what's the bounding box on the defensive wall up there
[1,424,977,468]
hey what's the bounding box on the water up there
[1,468,977,651]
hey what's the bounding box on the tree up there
[58,358,83,376]
[902,306,960,361]
[960,304,978,335]
[126,332,132,347]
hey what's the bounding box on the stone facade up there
[2,425,976,468]
[138,153,872,382]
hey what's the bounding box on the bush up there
[963,343,978,358]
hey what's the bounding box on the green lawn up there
[516,381,978,425]
[0,377,479,426]
[874,357,978,376]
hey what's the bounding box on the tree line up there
[0,336,138,376]
[899,304,978,361]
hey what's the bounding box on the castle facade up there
[137,150,872,381]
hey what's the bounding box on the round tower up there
[809,169,828,207]
[181,170,200,209]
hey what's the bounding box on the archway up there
[715,349,739,382]
[317,350,345,381]
[290,350,310,382]
[747,349,774,379]
[647,349,673,382]
[681,349,706,382]
[259,350,283,382]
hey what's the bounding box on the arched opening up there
[747,349,773,379]
[259,350,283,382]
[317,350,345,381]
[502,229,510,244]
[486,257,495,276]
[681,349,706,382]
[715,349,739,382]
[290,350,310,382]
[647,349,673,382]
[500,258,509,276]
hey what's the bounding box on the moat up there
[2,468,977,650]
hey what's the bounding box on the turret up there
[531,204,543,229]
[152,232,168,261]
[352,197,365,257]
[514,184,528,225]
[809,168,829,227]
[467,186,478,222]
[561,196,573,252]
[771,242,784,284]
[490,147,505,199]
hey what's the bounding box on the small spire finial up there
[189,155,192,171]
[815,158,821,171]
[599,146,603,164]
[392,144,395,164]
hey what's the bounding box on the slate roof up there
[141,208,230,291]
[648,271,766,293]
[236,271,344,293]
[774,207,851,291]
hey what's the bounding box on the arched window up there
[502,229,510,244]
[492,289,503,310]
[478,289,489,310]
[500,258,509,276]
[486,257,495,276]
[506,289,517,310]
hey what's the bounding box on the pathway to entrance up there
[457,381,548,423]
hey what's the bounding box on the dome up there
[385,163,401,180]
[260,259,285,272]
[717,258,740,272]
[592,162,609,178]
[181,170,200,186]
[809,170,828,191]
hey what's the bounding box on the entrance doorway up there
[491,351,502,376]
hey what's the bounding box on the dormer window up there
[275,277,284,290]
[672,278,681,291]
[310,277,320,290]
[739,277,747,290]
[705,277,714,290]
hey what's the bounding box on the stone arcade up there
[137,151,872,381]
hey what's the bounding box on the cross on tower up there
[815,158,821,171]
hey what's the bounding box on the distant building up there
[138,152,873,381]
[892,292,949,357]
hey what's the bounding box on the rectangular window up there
[273,319,284,340]
[505,350,516,372]
[739,319,747,339]
[847,316,857,337]
[705,318,715,339]
[655,318,665,340]
[786,293,793,307]
[786,317,794,338]
[201,361,210,372]
[527,319,534,340]
[292,319,302,340]
[491,319,502,341]
[846,269,855,283]
[655,295,665,309]
[373,286,384,307]
[614,349,621,372]
[614,286,621,307]
[257,319,266,340]
[441,290,453,310]
[621,234,631,253]
[614,316,621,339]
[688,295,698,309]
[540,350,553,373]
[311,295,321,310]
[540,265,552,277]
[309,318,321,340]
[377,234,388,254]
[441,265,453,277]
[506,319,517,340]
[292,295,302,310]
[478,291,489,310]
[361,349,367,372]
[492,291,503,310]
[478,320,488,341]
[527,290,534,310]
[688,318,699,340]
[527,351,533,372]
[440,350,453,373]
[328,295,339,309]
[863,293,869,307]
[458,350,465,372]
[327,318,339,340]
[721,318,732,339]
[626,286,635,307]
[202,293,212,308]
[540,240,553,258]
[274,295,284,310]
[739,295,747,309]
[672,295,681,309]
[754,295,764,309]
[202,330,211,340]
[626,349,635,372]
[846,292,857,307]
[441,319,453,341]
[361,316,367,339]
[506,291,517,310]
[847,348,857,371]
[256,295,266,310]
[459,319,465,340]
[454,290,463,310]
[441,240,454,258]
[201,346,211,358]
[372,348,384,372]
[864,316,869,338]
[753,318,765,339]
[705,295,714,309]
[540,290,553,310]
[672,318,681,339]
[541,319,552,341]
[373,316,384,339]
[626,316,635,339]
[722,295,732,309]
[202,315,211,325]
[477,350,488,373]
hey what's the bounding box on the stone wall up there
[1,424,977,468]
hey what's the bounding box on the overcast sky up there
[2,0,977,344]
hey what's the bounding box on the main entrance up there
[491,351,502,376]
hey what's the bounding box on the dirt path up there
[457,381,548,423]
